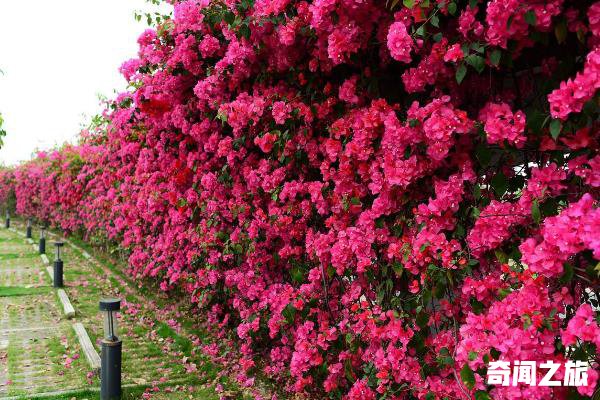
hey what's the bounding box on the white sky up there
[0,0,172,165]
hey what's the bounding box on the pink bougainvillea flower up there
[387,21,413,63]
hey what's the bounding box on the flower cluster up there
[480,102,527,148]
[548,48,600,120]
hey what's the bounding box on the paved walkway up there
[0,228,88,398]
[0,222,259,399]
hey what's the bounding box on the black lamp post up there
[100,298,122,400]
[26,219,32,239]
[53,242,64,288]
[5,211,9,229]
[39,226,46,254]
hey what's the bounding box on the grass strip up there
[0,286,51,297]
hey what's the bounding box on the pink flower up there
[328,23,361,65]
[443,44,464,62]
[254,132,277,153]
[548,48,600,120]
[346,379,375,400]
[271,101,290,124]
[521,194,599,277]
[119,58,142,81]
[480,102,527,148]
[589,2,600,37]
[577,367,598,396]
[199,35,220,58]
[338,76,360,104]
[562,303,600,348]
[408,279,420,293]
[387,22,413,63]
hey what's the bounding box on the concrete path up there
[0,229,89,398]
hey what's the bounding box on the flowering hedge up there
[2,0,600,398]
[0,168,14,213]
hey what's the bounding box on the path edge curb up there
[72,322,101,373]
[57,289,76,319]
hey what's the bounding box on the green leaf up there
[216,111,228,122]
[447,2,457,15]
[344,359,354,382]
[468,351,478,361]
[224,11,235,25]
[456,64,467,84]
[531,199,541,224]
[491,172,508,197]
[290,265,304,283]
[416,311,429,328]
[460,364,476,389]
[437,352,455,367]
[506,15,514,29]
[522,314,532,329]
[526,110,547,133]
[494,250,508,264]
[475,143,492,167]
[454,223,465,238]
[555,19,567,44]
[433,32,443,42]
[345,333,353,344]
[473,183,481,200]
[497,287,512,300]
[540,197,559,217]
[465,54,485,73]
[490,49,501,66]
[549,119,562,140]
[471,42,485,54]
[559,262,574,284]
[239,24,251,39]
[469,0,477,8]
[403,0,415,8]
[525,10,537,26]
[470,297,484,314]
[430,14,440,27]
[577,27,587,43]
[282,304,296,324]
[475,391,493,400]
[490,348,501,360]
[461,42,470,55]
[415,25,426,37]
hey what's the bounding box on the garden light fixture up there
[26,218,32,238]
[99,298,122,400]
[5,210,9,229]
[39,225,46,254]
[53,241,64,288]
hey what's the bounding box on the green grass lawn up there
[0,286,51,297]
